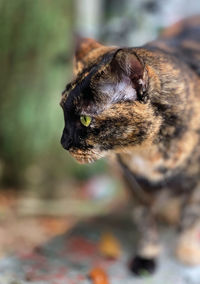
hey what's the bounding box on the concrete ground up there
[1,215,200,284]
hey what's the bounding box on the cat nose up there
[61,131,73,150]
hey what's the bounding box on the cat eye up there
[80,115,92,127]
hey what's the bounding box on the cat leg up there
[130,206,161,275]
[176,189,200,265]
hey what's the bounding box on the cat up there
[60,16,200,275]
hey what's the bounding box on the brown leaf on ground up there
[99,232,121,259]
[89,267,110,284]
[39,217,76,237]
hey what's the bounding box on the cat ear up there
[73,36,103,75]
[75,36,102,62]
[109,49,148,102]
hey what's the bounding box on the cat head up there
[60,38,159,163]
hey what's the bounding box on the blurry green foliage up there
[0,0,107,188]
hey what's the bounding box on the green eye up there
[80,115,92,127]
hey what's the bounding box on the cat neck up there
[117,126,200,183]
[118,144,166,183]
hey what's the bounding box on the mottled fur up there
[61,16,200,272]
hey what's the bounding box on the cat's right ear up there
[73,36,102,75]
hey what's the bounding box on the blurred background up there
[1,0,200,254]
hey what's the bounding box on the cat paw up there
[176,225,200,265]
[129,255,156,276]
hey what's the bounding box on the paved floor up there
[1,215,200,284]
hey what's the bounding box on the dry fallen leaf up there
[39,217,75,237]
[89,267,109,284]
[99,232,121,259]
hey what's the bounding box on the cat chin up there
[69,150,102,164]
[73,156,98,164]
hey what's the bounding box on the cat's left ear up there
[73,36,103,75]
[75,36,102,61]
[110,49,148,102]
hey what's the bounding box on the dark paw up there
[129,255,156,276]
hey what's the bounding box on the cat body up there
[61,16,200,274]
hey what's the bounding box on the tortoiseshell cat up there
[60,16,200,275]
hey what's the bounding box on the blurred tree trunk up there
[0,0,73,188]
[75,0,103,38]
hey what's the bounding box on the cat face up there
[60,38,157,163]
